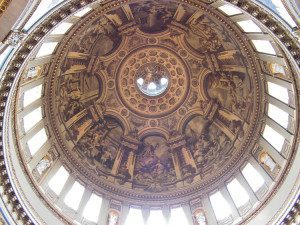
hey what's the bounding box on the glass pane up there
[74,7,92,17]
[23,107,43,132]
[124,208,144,225]
[210,192,232,221]
[23,84,43,107]
[48,166,69,195]
[83,194,102,222]
[147,210,166,225]
[51,22,73,35]
[36,42,58,58]
[268,103,289,128]
[252,40,276,55]
[267,82,289,104]
[263,125,285,151]
[169,207,189,225]
[27,128,47,155]
[256,0,296,27]
[0,46,13,70]
[218,4,242,16]
[242,163,265,192]
[227,179,250,208]
[237,20,262,33]
[64,181,85,210]
[23,0,65,31]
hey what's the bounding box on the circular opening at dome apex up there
[136,63,170,97]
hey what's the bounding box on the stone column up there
[235,172,258,206]
[189,198,210,225]
[142,206,150,225]
[98,198,111,225]
[248,157,272,199]
[201,195,218,225]
[162,205,171,224]
[119,204,130,225]
[182,204,194,225]
[40,160,61,190]
[76,188,92,220]
[56,176,75,208]
[220,186,240,219]
[27,141,51,168]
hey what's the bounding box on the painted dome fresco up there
[45,0,262,202]
[0,0,299,224]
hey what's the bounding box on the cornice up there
[281,195,300,224]
[225,0,300,67]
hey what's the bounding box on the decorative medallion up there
[116,46,189,117]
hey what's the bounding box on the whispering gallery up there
[0,0,299,224]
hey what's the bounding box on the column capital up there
[220,186,240,219]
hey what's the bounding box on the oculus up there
[136,63,170,97]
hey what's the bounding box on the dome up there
[0,0,299,225]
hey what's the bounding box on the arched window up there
[169,207,189,225]
[83,194,102,222]
[27,128,47,155]
[23,107,42,132]
[147,210,166,225]
[242,163,265,192]
[48,166,69,195]
[64,181,85,210]
[263,125,285,151]
[23,84,43,107]
[227,179,250,208]
[125,208,144,225]
[210,192,232,221]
